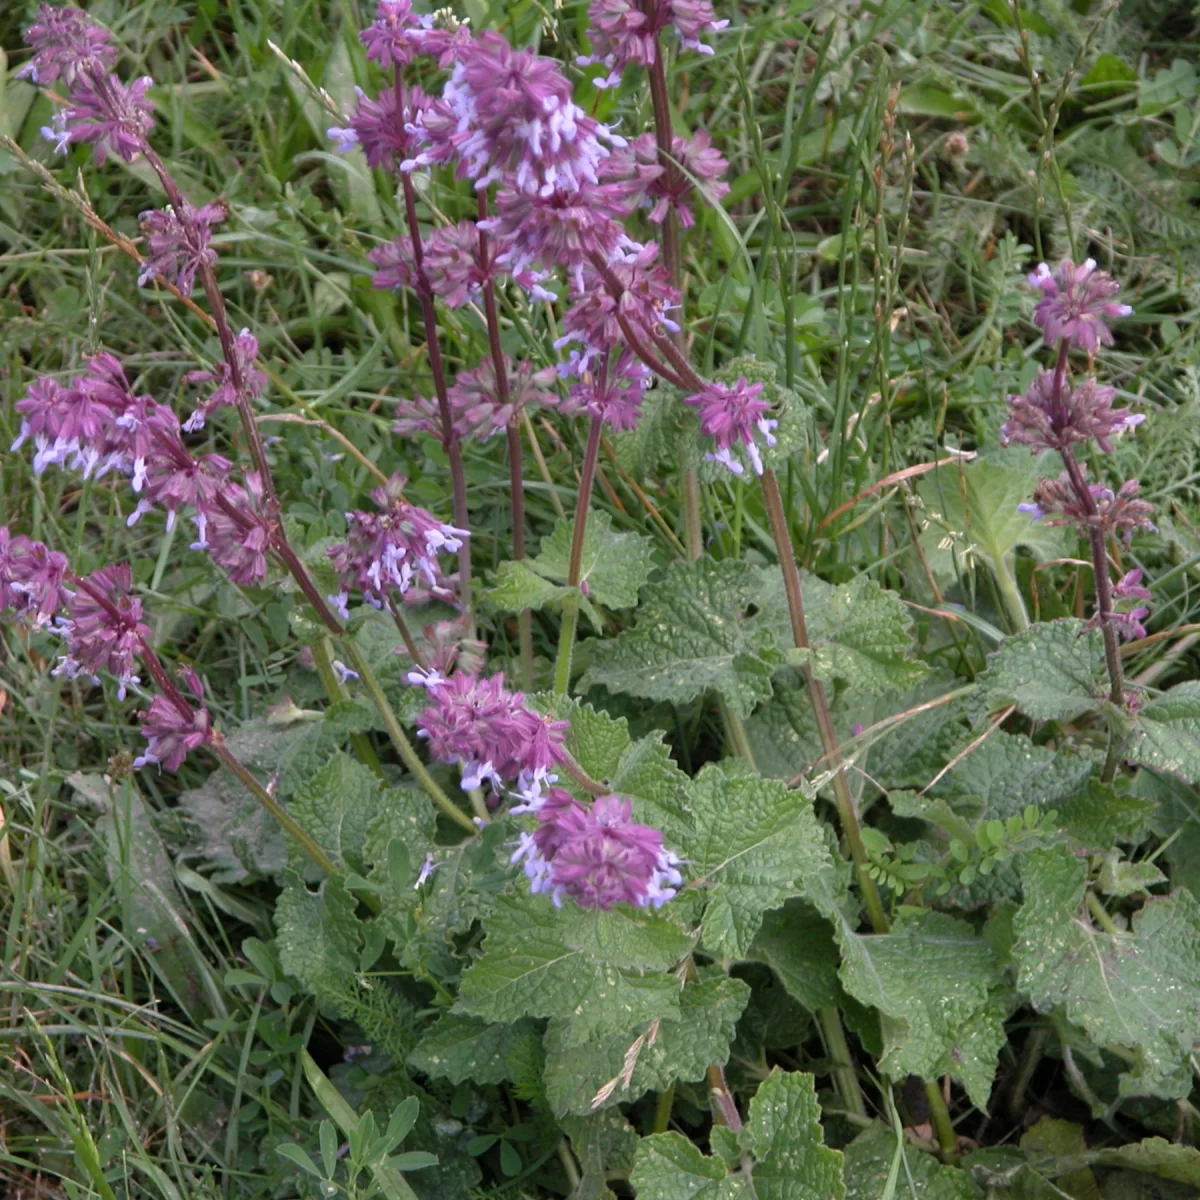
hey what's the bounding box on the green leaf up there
[1096,1138,1200,1186]
[486,511,655,631]
[685,765,837,958]
[918,457,1065,587]
[980,619,1107,721]
[843,1123,974,1200]
[560,1111,639,1199]
[750,900,842,1013]
[289,750,382,869]
[454,891,693,1040]
[631,1133,749,1200]
[275,870,362,994]
[766,572,930,695]
[408,1015,542,1086]
[543,976,750,1116]
[838,910,1010,1108]
[741,1069,845,1200]
[1057,779,1156,850]
[276,1144,323,1179]
[1129,681,1200,782]
[530,694,632,782]
[929,730,1094,820]
[1143,769,1200,896]
[1014,846,1200,1098]
[579,558,783,718]
[1097,853,1167,898]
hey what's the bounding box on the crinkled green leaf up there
[1096,1138,1200,1186]
[408,1015,542,1086]
[929,730,1095,820]
[838,910,1009,1108]
[543,977,750,1116]
[531,694,631,782]
[1129,681,1200,782]
[749,900,842,1013]
[686,764,836,958]
[487,511,654,631]
[610,732,694,845]
[844,1123,975,1200]
[631,1133,750,1200]
[741,1069,845,1200]
[560,1111,640,1198]
[1057,779,1156,851]
[980,619,1107,721]
[289,750,383,869]
[770,572,930,695]
[1014,846,1200,1098]
[454,891,693,1040]
[1142,769,1200,897]
[275,870,362,992]
[579,559,783,718]
[1097,853,1167,898]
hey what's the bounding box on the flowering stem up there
[395,78,473,622]
[553,416,604,695]
[339,639,478,834]
[386,599,427,671]
[645,35,703,560]
[759,469,890,934]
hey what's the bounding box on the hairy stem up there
[339,640,478,834]
[759,469,890,934]
[924,1079,959,1164]
[553,416,604,695]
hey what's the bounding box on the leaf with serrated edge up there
[687,765,836,959]
[275,870,362,992]
[750,900,842,1012]
[543,977,750,1116]
[579,559,782,718]
[980,619,1107,721]
[1014,846,1200,1098]
[1130,681,1200,782]
[838,910,1009,1108]
[530,694,631,782]
[532,510,656,611]
[454,891,693,1042]
[740,1069,845,1200]
[408,1015,541,1086]
[631,1133,750,1200]
[843,1123,974,1200]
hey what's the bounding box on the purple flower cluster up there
[560,349,651,432]
[53,564,150,698]
[511,789,682,910]
[1021,473,1154,540]
[21,5,157,165]
[136,681,212,771]
[138,200,225,293]
[1002,372,1143,456]
[0,527,70,628]
[579,0,729,86]
[183,329,267,432]
[633,130,730,228]
[327,475,468,614]
[1028,259,1132,355]
[328,84,431,169]
[413,670,567,796]
[684,376,778,475]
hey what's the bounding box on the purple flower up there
[138,200,225,293]
[558,245,680,360]
[415,671,567,795]
[327,474,468,608]
[684,376,778,475]
[560,348,650,431]
[1027,472,1155,539]
[579,0,728,83]
[635,129,729,228]
[55,563,150,697]
[481,181,640,289]
[1109,608,1149,642]
[193,475,272,585]
[416,31,622,196]
[1113,568,1151,601]
[368,236,423,294]
[18,4,116,85]
[136,679,212,771]
[511,789,682,910]
[328,85,431,170]
[1028,258,1132,354]
[1001,370,1143,455]
[402,357,558,443]
[145,451,233,529]
[422,220,495,308]
[0,528,70,627]
[183,329,267,431]
[359,0,424,68]
[43,73,155,165]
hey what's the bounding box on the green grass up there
[4,0,1200,1196]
